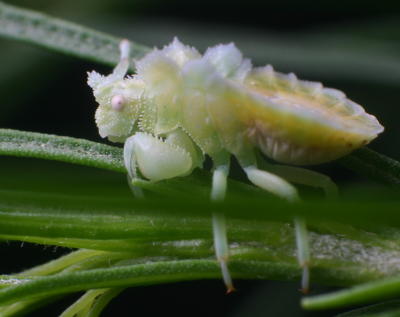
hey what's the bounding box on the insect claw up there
[126,175,144,198]
[300,287,310,294]
[300,265,310,294]
[219,258,235,293]
[226,286,236,294]
[299,287,309,294]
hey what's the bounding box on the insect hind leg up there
[241,163,311,292]
[243,165,299,202]
[294,217,310,293]
[255,155,338,199]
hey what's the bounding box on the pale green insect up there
[88,38,384,293]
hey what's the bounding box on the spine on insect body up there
[89,38,384,166]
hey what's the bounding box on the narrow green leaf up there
[0,129,124,173]
[0,260,221,305]
[0,259,330,306]
[0,1,149,68]
[336,300,400,317]
[0,294,65,317]
[19,249,106,277]
[0,235,149,252]
[302,275,400,310]
[60,288,123,317]
[0,255,390,308]
[1,129,399,198]
[339,148,400,186]
[3,186,400,236]
[0,251,132,316]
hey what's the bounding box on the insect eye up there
[111,95,126,111]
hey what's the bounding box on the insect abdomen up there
[237,67,384,165]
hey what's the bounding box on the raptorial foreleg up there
[123,130,200,197]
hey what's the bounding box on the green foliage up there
[0,1,149,68]
[303,276,400,310]
[1,1,400,316]
[0,129,124,172]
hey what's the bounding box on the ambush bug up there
[88,38,384,293]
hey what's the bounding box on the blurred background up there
[1,0,400,316]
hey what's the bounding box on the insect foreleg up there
[253,156,339,292]
[123,131,197,195]
[211,163,235,292]
[123,135,144,198]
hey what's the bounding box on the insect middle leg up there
[262,164,338,292]
[210,161,235,292]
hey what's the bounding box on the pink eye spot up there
[111,95,125,111]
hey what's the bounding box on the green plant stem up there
[1,129,399,193]
[339,147,400,186]
[59,288,123,317]
[302,275,400,310]
[0,235,150,252]
[0,258,378,307]
[0,251,132,316]
[0,251,140,286]
[1,226,399,292]
[3,187,400,234]
[336,300,400,317]
[19,249,106,277]
[0,295,65,317]
[0,1,149,69]
[0,260,233,306]
[0,129,124,172]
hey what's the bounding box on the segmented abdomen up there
[236,66,383,165]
